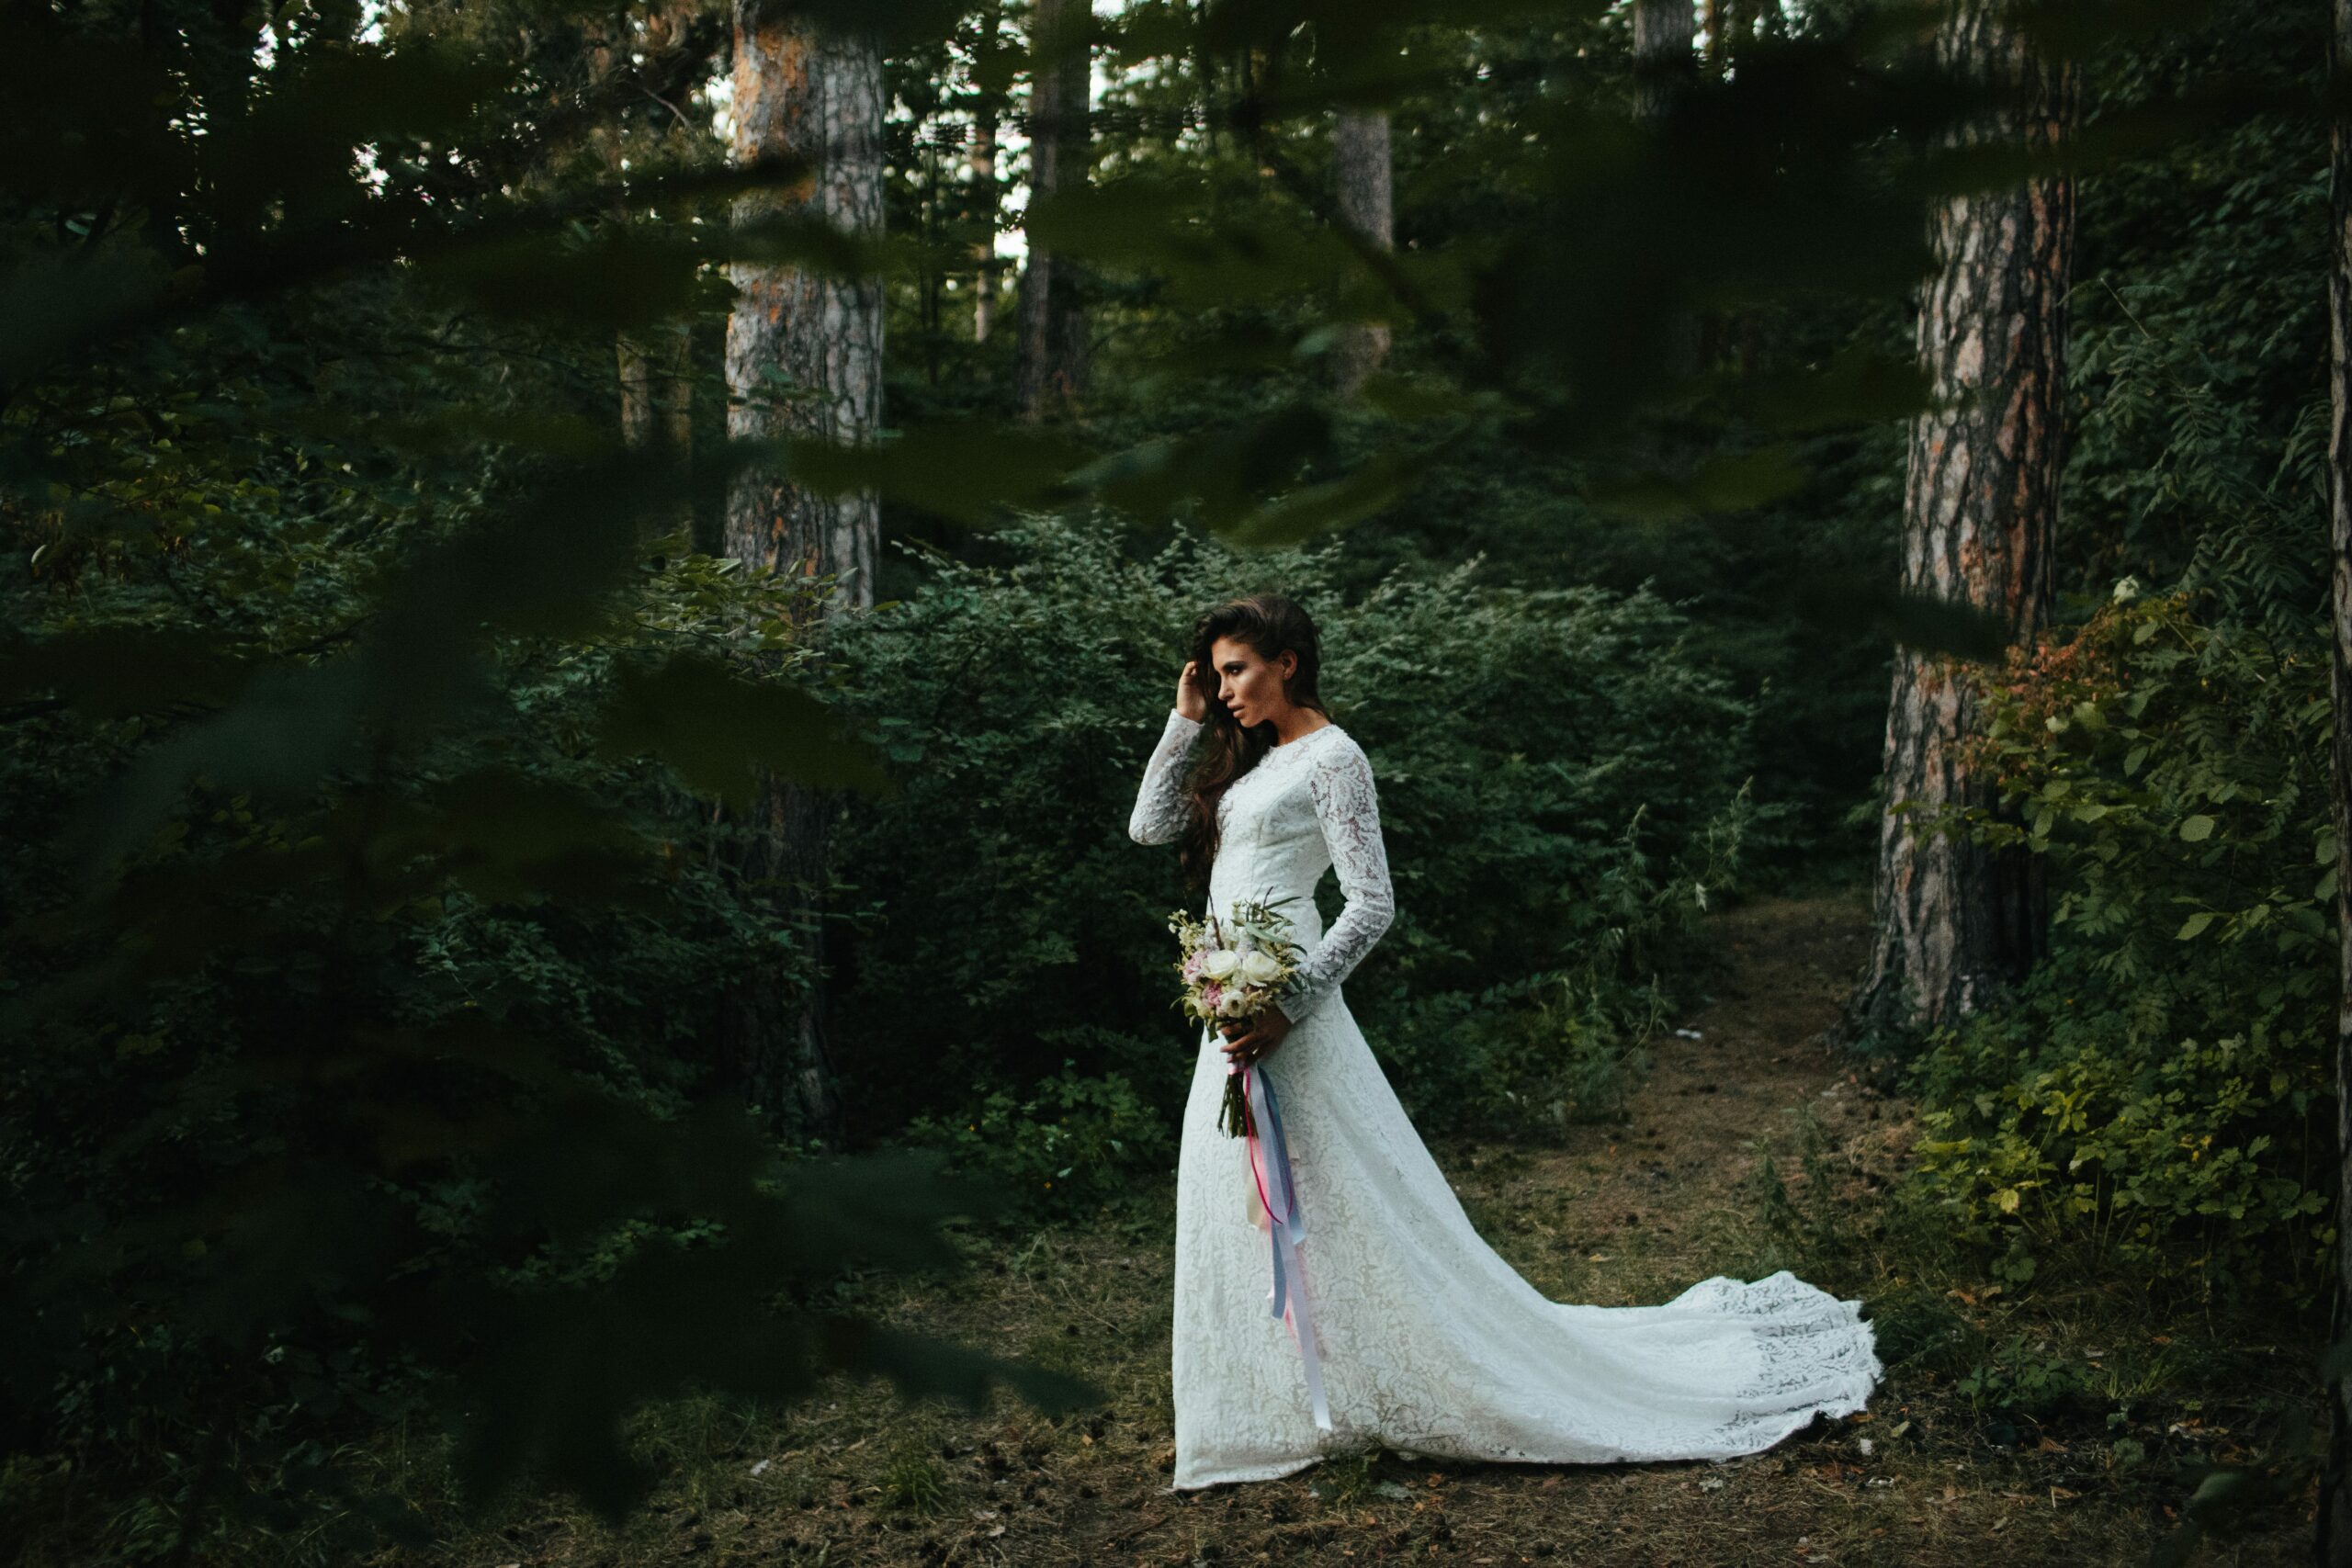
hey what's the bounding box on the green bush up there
[1896,588,2334,1307]
[825,509,1757,1185]
[907,1066,1173,1217]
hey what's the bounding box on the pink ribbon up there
[1236,1060,1332,1432]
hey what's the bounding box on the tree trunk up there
[1633,0,1698,121]
[1330,108,1393,398]
[1849,0,2076,1041]
[2315,6,2352,1559]
[971,1,1004,345]
[1633,0,1701,387]
[719,5,885,1137]
[587,8,698,546]
[727,16,882,614]
[1016,0,1090,421]
[617,321,694,539]
[972,107,1001,344]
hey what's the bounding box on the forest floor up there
[378,891,2324,1568]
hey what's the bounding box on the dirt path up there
[398,892,2312,1568]
[1432,890,1897,1317]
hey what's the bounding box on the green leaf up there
[1216,456,1411,549]
[594,654,891,807]
[2175,911,2215,941]
[2178,814,2216,842]
[786,421,1091,526]
[1589,446,1811,521]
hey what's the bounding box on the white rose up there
[1239,950,1283,985]
[1218,989,1252,1017]
[1201,949,1242,980]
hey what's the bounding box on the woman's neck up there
[1267,707,1333,748]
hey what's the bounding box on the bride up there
[1128,592,1883,1491]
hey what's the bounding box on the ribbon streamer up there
[1237,1060,1333,1433]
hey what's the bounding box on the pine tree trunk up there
[617,321,694,540]
[719,5,885,1136]
[2315,5,2352,1558]
[1633,0,1698,121]
[971,1,1004,345]
[1016,0,1090,420]
[590,8,698,546]
[972,108,1001,344]
[1633,0,1701,386]
[1850,0,2075,1040]
[727,16,882,614]
[1330,108,1394,399]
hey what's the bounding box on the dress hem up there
[1170,1300,1883,1490]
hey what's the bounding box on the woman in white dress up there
[1128,593,1883,1491]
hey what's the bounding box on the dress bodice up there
[1128,709,1395,1026]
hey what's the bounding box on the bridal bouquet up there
[1166,897,1302,1138]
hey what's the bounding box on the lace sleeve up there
[1272,737,1395,1026]
[1128,708,1204,845]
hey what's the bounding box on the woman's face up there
[1208,636,1296,728]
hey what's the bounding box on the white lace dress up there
[1128,708,1884,1490]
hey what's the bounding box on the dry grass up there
[360,892,2324,1568]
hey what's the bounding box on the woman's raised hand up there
[1176,659,1209,722]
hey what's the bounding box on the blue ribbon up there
[1242,1062,1332,1433]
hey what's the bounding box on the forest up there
[3,0,2349,1562]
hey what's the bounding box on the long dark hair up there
[1176,593,1330,891]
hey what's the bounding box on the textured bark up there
[616,321,694,538]
[718,6,885,1136]
[971,2,1005,345]
[726,15,883,612]
[1016,0,1091,420]
[1633,0,1699,120]
[1851,0,2075,1039]
[589,5,699,542]
[2318,5,2352,1559]
[971,108,1002,344]
[1633,0,1702,385]
[1331,108,1394,398]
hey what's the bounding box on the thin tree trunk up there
[1849,0,2076,1040]
[617,321,694,538]
[1633,0,1701,387]
[972,108,1001,343]
[1016,0,1090,421]
[971,1,1004,345]
[589,8,697,544]
[2315,5,2352,1558]
[1633,0,1698,120]
[1330,108,1393,398]
[720,6,885,1136]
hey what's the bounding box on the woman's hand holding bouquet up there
[1168,898,1302,1137]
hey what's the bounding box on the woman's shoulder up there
[1302,723,1374,775]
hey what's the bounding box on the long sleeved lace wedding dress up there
[1128,707,1883,1490]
